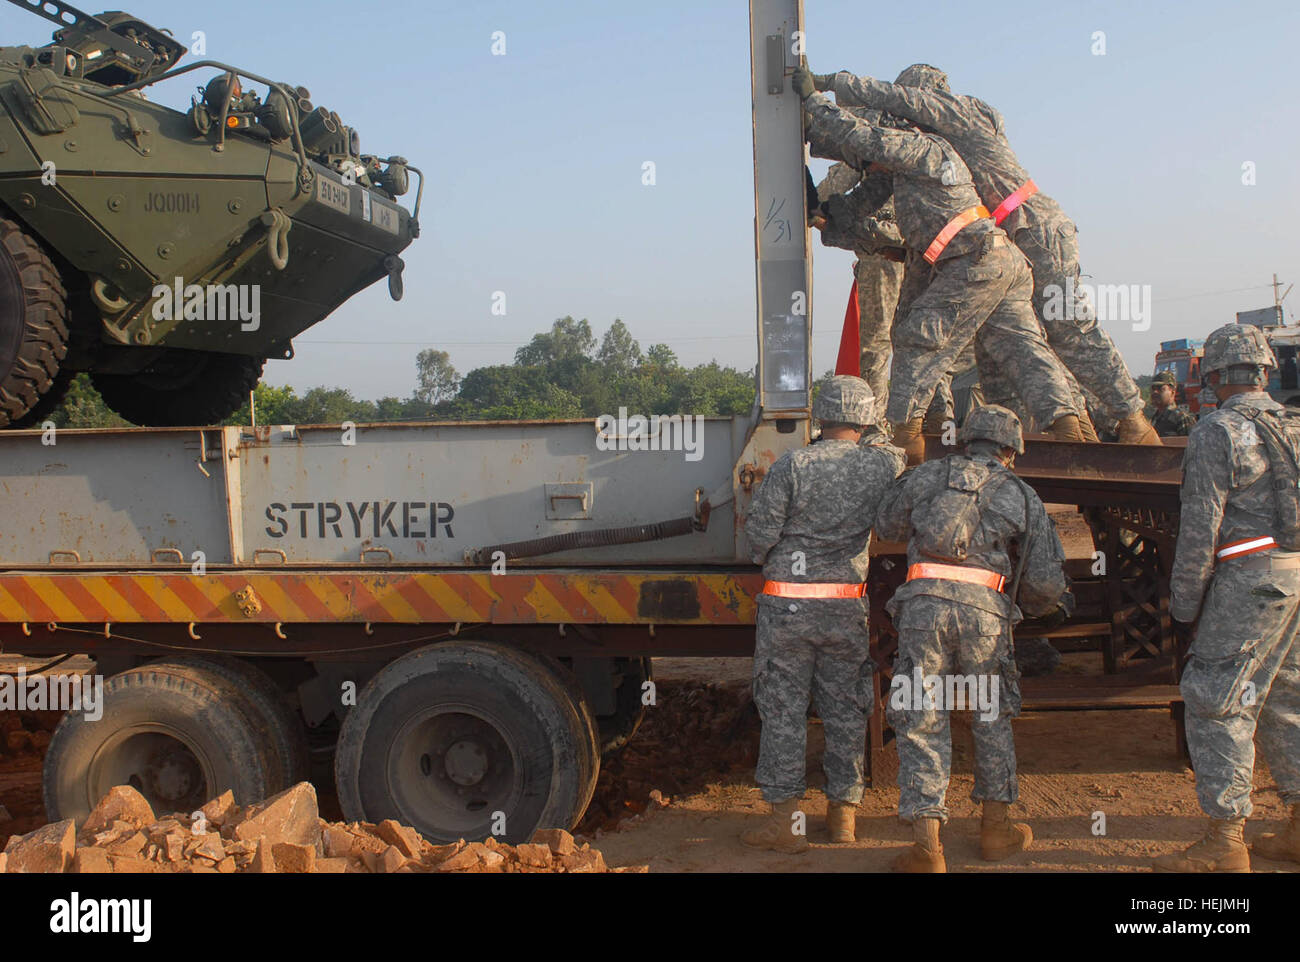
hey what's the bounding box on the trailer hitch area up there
[234,585,263,618]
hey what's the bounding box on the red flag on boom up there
[834,277,860,376]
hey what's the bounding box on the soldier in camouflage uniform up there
[811,64,1159,446]
[815,160,904,413]
[875,405,1072,872]
[792,67,1087,465]
[1156,324,1300,871]
[1145,370,1197,438]
[742,376,903,852]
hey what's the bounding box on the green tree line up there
[46,317,758,428]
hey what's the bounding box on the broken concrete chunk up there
[73,847,113,874]
[6,819,75,873]
[232,782,320,849]
[322,825,355,859]
[515,843,552,867]
[376,819,423,859]
[105,831,148,858]
[271,842,316,874]
[200,790,239,827]
[531,828,576,856]
[189,833,226,863]
[435,846,482,872]
[249,839,275,874]
[81,786,155,838]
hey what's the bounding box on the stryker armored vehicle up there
[0,0,419,426]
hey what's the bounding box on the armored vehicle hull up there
[0,1,418,426]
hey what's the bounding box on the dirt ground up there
[585,660,1296,873]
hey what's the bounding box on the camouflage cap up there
[959,404,1024,454]
[813,375,875,427]
[894,63,950,92]
[1152,370,1178,387]
[1201,322,1276,375]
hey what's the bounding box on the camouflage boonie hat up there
[813,375,875,427]
[895,63,950,91]
[1152,370,1178,387]
[1201,323,1276,375]
[959,404,1024,454]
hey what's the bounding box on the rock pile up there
[0,782,640,874]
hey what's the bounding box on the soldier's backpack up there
[913,456,1005,564]
[1239,406,1300,550]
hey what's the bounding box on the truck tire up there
[535,656,601,820]
[335,642,594,844]
[0,217,69,428]
[598,657,652,756]
[43,661,272,823]
[9,368,72,428]
[164,655,311,791]
[91,350,262,426]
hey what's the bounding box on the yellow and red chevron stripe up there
[0,571,762,626]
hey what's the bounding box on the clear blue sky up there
[2,0,1296,400]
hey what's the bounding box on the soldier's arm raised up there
[802,92,951,183]
[743,453,794,565]
[828,73,973,140]
[1169,425,1231,622]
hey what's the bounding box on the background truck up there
[0,0,1188,846]
[1155,301,1300,413]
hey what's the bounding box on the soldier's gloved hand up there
[813,73,836,92]
[791,66,816,100]
[1040,590,1075,630]
[1039,604,1068,631]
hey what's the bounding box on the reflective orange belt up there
[1216,536,1277,561]
[761,581,868,599]
[906,562,1005,592]
[990,179,1038,225]
[923,205,990,264]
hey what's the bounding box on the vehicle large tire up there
[43,661,273,823]
[335,642,594,844]
[91,350,262,426]
[10,368,72,428]
[164,655,311,792]
[597,657,652,756]
[535,655,601,822]
[0,217,69,427]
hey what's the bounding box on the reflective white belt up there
[1216,536,1276,561]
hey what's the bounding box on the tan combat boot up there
[1153,817,1250,873]
[980,801,1033,861]
[1116,412,1162,445]
[891,817,946,873]
[891,416,926,465]
[827,800,856,843]
[1078,413,1101,443]
[1042,414,1087,442]
[741,799,810,854]
[1252,805,1300,864]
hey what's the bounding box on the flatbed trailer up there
[0,0,1190,844]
